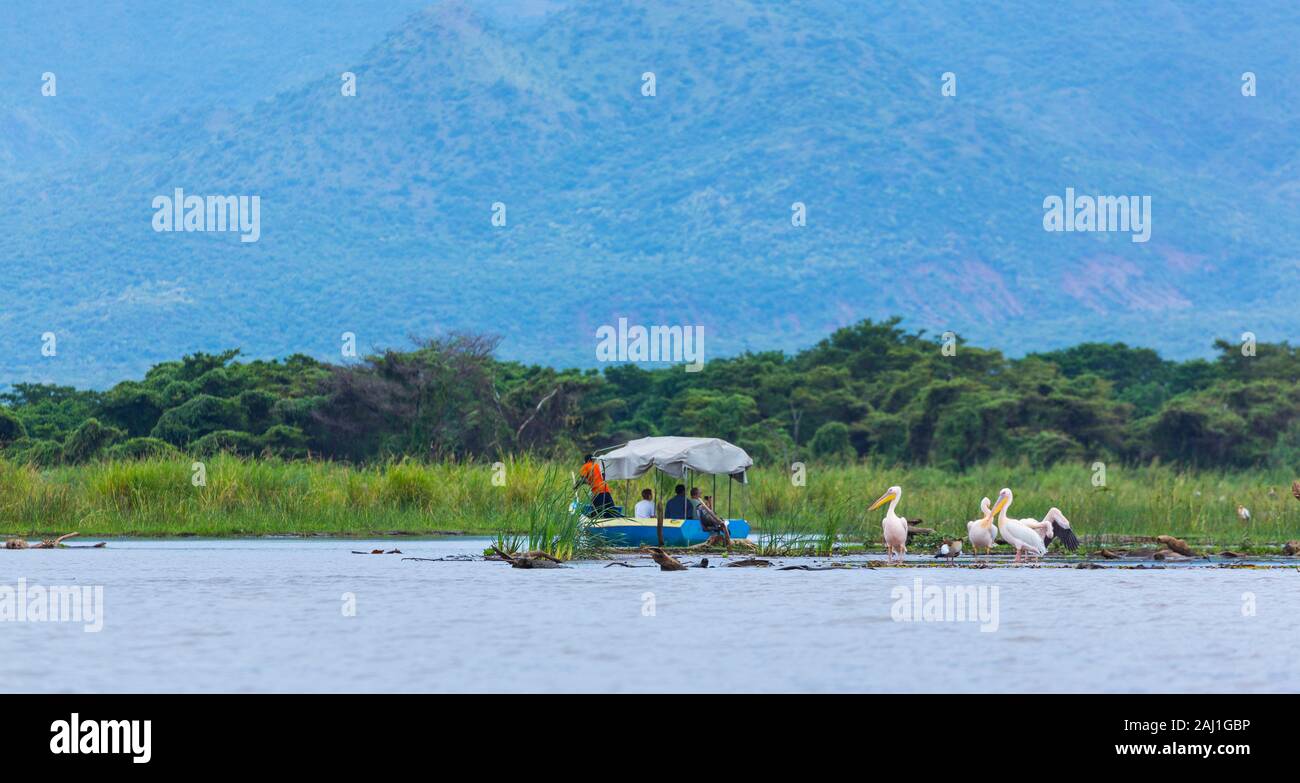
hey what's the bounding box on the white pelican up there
[966,496,998,557]
[1024,507,1080,551]
[989,488,1045,564]
[868,485,908,562]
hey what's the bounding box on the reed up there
[1,455,1297,546]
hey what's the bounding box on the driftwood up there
[1076,562,1104,570]
[905,523,936,543]
[352,548,402,555]
[1156,535,1195,557]
[1097,548,1123,559]
[647,547,688,571]
[491,545,565,569]
[6,532,85,549]
[1218,550,1246,558]
[725,557,772,568]
[685,537,757,553]
[1153,549,1194,561]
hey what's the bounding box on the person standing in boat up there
[577,454,615,517]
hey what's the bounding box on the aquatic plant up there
[1,455,1299,548]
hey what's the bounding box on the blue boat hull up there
[586,517,751,547]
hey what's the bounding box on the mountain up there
[3,0,1299,388]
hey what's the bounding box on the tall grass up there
[1,455,1297,546]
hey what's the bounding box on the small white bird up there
[868,485,909,562]
[1237,505,1251,523]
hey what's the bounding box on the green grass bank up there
[2,456,1299,547]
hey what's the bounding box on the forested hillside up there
[3,319,1298,471]
[4,0,1298,386]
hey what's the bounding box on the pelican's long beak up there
[990,494,1008,515]
[868,492,897,511]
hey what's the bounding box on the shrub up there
[0,407,27,446]
[151,394,248,445]
[63,418,126,463]
[260,424,309,458]
[191,429,261,457]
[5,437,63,467]
[104,437,182,461]
[810,421,853,461]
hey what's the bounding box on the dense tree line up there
[2,319,1298,470]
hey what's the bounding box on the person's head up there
[674,484,686,496]
[703,495,713,508]
[690,487,701,499]
[641,488,652,500]
[582,453,593,464]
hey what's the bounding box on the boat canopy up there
[596,436,753,482]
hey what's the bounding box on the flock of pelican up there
[867,486,1080,564]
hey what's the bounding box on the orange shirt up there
[580,461,610,494]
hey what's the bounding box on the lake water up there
[2,538,1297,693]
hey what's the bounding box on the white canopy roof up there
[597,436,753,482]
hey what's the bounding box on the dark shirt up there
[664,494,693,519]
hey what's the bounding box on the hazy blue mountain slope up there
[0,0,449,173]
[2,0,1298,388]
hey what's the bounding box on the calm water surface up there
[2,538,1297,693]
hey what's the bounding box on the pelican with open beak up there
[868,485,909,562]
[966,496,998,558]
[990,488,1045,564]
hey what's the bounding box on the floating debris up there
[491,545,566,569]
[4,532,94,549]
[646,547,688,571]
[726,557,773,568]
[1155,535,1196,557]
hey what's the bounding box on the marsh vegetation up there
[2,457,1297,553]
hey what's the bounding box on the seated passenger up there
[698,495,732,547]
[663,484,693,519]
[633,488,655,518]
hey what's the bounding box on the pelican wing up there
[1045,508,1080,551]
